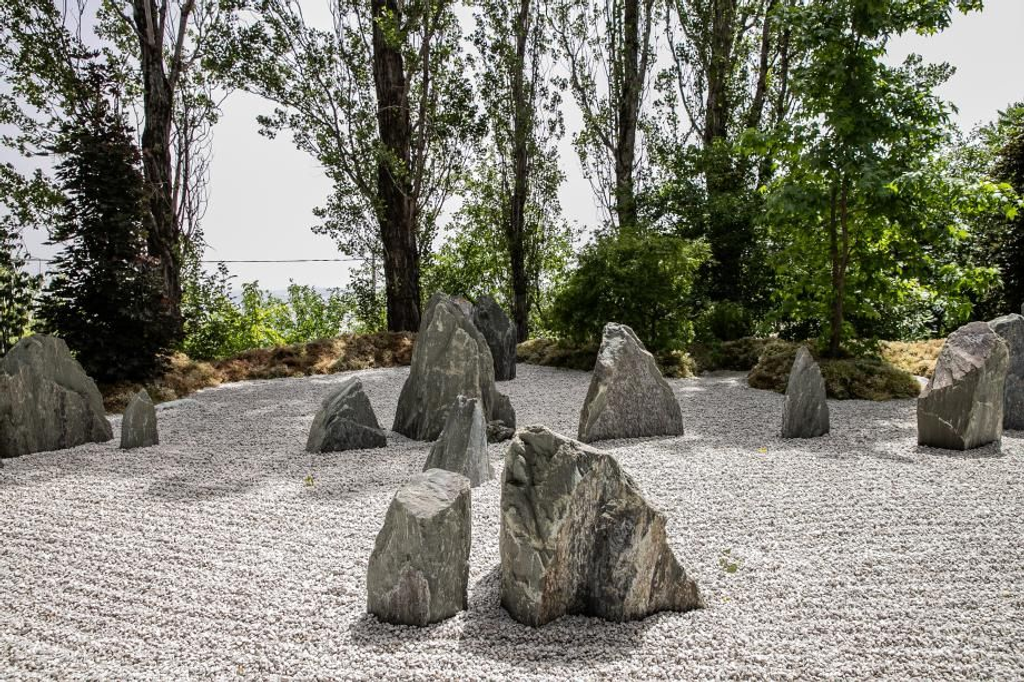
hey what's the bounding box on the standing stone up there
[424,396,493,487]
[918,321,1009,450]
[989,314,1024,430]
[367,469,471,626]
[472,295,517,381]
[0,335,112,459]
[120,390,158,449]
[577,323,684,443]
[306,377,387,452]
[500,426,702,627]
[393,294,515,441]
[781,347,830,438]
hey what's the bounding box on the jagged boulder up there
[0,335,112,458]
[918,321,1009,450]
[486,420,515,443]
[500,426,703,627]
[472,295,517,381]
[120,390,158,449]
[306,377,387,452]
[781,347,830,438]
[989,314,1024,430]
[577,323,684,443]
[393,294,515,441]
[424,395,493,487]
[367,469,471,626]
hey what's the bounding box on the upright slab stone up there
[424,396,493,487]
[577,323,684,443]
[918,321,1009,450]
[472,295,517,381]
[306,377,386,452]
[989,314,1024,430]
[367,469,471,626]
[393,293,515,441]
[120,390,158,449]
[500,426,702,627]
[781,347,830,438]
[0,335,112,458]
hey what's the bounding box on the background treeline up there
[1,0,1022,382]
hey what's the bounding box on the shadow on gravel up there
[915,442,1007,459]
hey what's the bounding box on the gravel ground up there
[1,365,1023,680]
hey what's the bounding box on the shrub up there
[516,337,695,378]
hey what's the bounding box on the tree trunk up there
[613,0,649,229]
[508,0,532,342]
[828,182,850,357]
[372,0,421,332]
[132,0,183,339]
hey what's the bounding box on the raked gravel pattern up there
[1,365,1023,680]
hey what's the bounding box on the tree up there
[37,67,170,382]
[472,0,566,339]
[0,224,41,356]
[551,0,660,229]
[214,0,481,332]
[987,105,1024,314]
[766,0,989,355]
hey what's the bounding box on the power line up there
[25,257,364,264]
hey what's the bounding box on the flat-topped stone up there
[121,389,158,449]
[989,314,1024,430]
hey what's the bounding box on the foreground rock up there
[424,396,492,486]
[781,347,830,438]
[472,295,517,381]
[367,469,471,626]
[306,377,386,452]
[121,390,158,449]
[577,323,684,443]
[918,321,1008,450]
[0,335,112,458]
[393,294,515,441]
[500,426,702,627]
[989,314,1024,430]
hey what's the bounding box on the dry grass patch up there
[880,339,944,378]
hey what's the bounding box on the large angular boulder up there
[500,426,702,627]
[120,389,158,449]
[472,295,517,381]
[306,377,387,452]
[424,395,493,487]
[989,314,1024,430]
[367,469,471,626]
[393,294,515,441]
[577,323,684,443]
[781,347,830,438]
[0,335,112,458]
[918,321,1009,450]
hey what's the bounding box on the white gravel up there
[2,365,1023,680]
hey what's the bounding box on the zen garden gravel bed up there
[1,364,1022,679]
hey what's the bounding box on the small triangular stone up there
[781,347,830,439]
[121,389,159,449]
[306,377,386,452]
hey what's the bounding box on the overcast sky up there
[17,0,1024,291]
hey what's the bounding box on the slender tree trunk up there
[372,0,421,332]
[132,0,184,339]
[508,0,532,342]
[613,0,649,229]
[828,181,850,357]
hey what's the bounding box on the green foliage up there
[549,229,710,351]
[37,69,171,382]
[0,225,41,355]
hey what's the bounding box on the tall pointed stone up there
[472,295,517,381]
[578,323,683,443]
[500,426,702,627]
[393,293,515,441]
[0,335,112,458]
[781,347,830,438]
[989,314,1024,430]
[424,395,493,486]
[121,389,158,449]
[918,321,1008,450]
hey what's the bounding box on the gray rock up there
[989,314,1024,430]
[472,295,517,381]
[0,335,112,458]
[367,469,471,626]
[500,426,702,627]
[918,321,1009,450]
[393,294,515,441]
[306,377,386,452]
[781,347,830,438]
[424,396,493,487]
[486,420,516,443]
[577,323,684,443]
[120,390,158,449]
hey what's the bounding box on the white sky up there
[17,0,1024,290]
